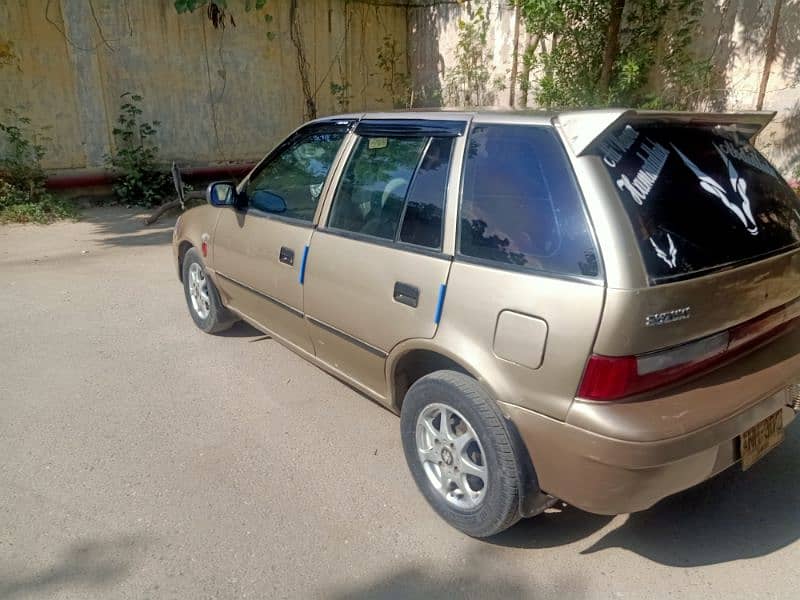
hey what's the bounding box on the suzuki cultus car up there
[173,109,800,537]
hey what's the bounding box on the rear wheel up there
[400,370,523,537]
[182,248,236,334]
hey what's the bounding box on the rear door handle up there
[393,282,419,308]
[279,246,294,266]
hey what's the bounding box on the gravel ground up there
[1,207,799,599]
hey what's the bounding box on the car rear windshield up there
[595,122,800,284]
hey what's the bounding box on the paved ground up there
[1,207,799,600]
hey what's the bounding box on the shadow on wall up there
[0,534,149,600]
[488,425,800,567]
[775,101,800,174]
[702,0,800,168]
[407,2,460,108]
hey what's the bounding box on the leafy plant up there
[330,81,352,111]
[444,6,500,107]
[376,34,412,108]
[0,109,75,223]
[514,0,714,110]
[106,93,171,207]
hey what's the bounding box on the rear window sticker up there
[649,232,678,269]
[716,139,777,178]
[615,138,670,205]
[600,124,639,168]
[672,143,759,236]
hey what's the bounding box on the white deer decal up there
[649,233,678,269]
[670,143,759,236]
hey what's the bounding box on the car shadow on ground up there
[82,207,176,248]
[0,534,149,600]
[217,321,267,338]
[489,426,800,567]
[328,546,584,599]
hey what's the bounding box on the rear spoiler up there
[554,109,777,156]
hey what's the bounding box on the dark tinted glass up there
[328,136,427,240]
[246,129,345,222]
[398,137,454,249]
[596,123,800,283]
[459,124,599,277]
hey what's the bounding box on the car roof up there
[310,108,777,155]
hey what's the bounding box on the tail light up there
[578,299,800,401]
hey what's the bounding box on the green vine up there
[105,94,171,208]
[0,109,75,223]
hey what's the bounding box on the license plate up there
[740,410,784,471]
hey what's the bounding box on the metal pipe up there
[45,163,255,190]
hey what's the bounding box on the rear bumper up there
[502,388,797,515]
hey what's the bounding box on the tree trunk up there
[508,2,522,107]
[756,0,783,111]
[519,36,540,109]
[598,0,625,99]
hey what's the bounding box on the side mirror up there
[207,181,237,207]
[251,190,287,214]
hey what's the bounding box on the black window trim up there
[455,122,605,283]
[354,119,467,138]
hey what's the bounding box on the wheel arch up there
[177,240,194,282]
[388,340,551,518]
[387,341,482,414]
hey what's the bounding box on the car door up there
[303,119,467,398]
[212,120,351,355]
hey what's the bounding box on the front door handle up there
[393,282,419,308]
[279,246,294,266]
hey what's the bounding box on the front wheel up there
[400,370,524,537]
[182,248,236,334]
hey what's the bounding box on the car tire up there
[182,248,237,334]
[400,370,523,538]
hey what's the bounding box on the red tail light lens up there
[579,299,800,401]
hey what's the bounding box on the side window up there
[246,127,346,222]
[328,135,453,249]
[328,136,427,240]
[458,124,599,278]
[398,137,453,249]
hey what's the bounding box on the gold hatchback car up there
[173,109,800,537]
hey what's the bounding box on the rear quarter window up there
[595,123,800,283]
[458,124,600,278]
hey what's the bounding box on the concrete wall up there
[0,0,407,170]
[694,0,800,174]
[409,0,800,175]
[3,1,798,175]
[409,1,517,109]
